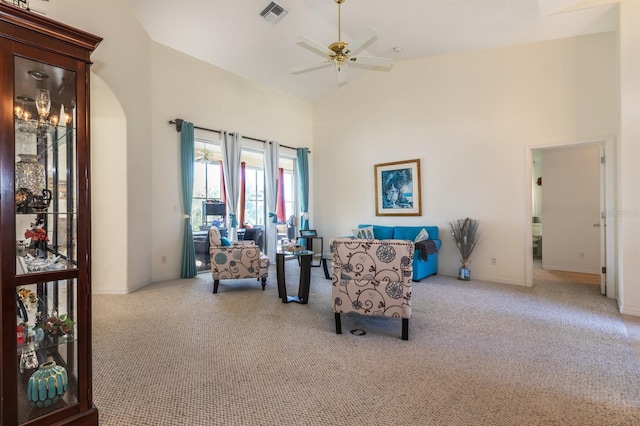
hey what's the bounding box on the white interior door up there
[541,145,601,275]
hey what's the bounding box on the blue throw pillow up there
[220,237,232,246]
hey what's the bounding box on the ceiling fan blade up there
[346,26,378,55]
[297,35,333,57]
[336,65,347,84]
[292,60,332,74]
[349,55,394,68]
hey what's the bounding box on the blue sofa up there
[357,224,441,281]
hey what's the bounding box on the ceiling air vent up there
[259,2,288,24]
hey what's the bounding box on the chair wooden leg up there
[334,313,342,334]
[213,279,220,294]
[261,277,267,290]
[402,318,409,341]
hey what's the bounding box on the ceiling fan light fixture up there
[292,0,393,84]
[329,41,348,67]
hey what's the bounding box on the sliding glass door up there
[191,139,297,271]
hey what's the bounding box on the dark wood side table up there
[276,250,313,304]
[320,252,332,279]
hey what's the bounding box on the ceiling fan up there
[292,0,393,84]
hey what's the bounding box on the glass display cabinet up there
[1,3,101,425]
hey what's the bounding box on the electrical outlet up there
[491,257,497,266]
[161,256,167,264]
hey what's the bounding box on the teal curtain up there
[297,148,310,231]
[180,122,197,278]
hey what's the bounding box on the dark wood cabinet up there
[1,3,101,425]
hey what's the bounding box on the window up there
[190,138,297,272]
[192,140,223,231]
[243,162,265,227]
[280,158,295,222]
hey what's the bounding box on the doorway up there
[525,138,617,299]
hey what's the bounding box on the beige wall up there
[149,43,313,281]
[313,32,618,286]
[90,74,128,294]
[39,0,152,293]
[617,0,640,315]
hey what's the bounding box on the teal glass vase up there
[457,258,471,281]
[458,267,470,281]
[27,361,68,408]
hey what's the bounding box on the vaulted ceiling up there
[125,0,618,103]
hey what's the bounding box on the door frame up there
[524,136,617,299]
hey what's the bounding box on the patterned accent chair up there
[330,238,414,340]
[209,226,270,293]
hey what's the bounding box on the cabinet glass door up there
[16,280,79,423]
[14,56,77,275]
[13,55,80,423]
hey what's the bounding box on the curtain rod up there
[169,119,308,153]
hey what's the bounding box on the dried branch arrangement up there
[449,217,482,261]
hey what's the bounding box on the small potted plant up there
[41,313,75,337]
[450,217,483,280]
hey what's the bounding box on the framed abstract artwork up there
[374,159,422,216]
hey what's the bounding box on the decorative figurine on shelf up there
[25,216,49,258]
[29,188,52,213]
[17,324,25,345]
[20,344,39,372]
[17,294,29,323]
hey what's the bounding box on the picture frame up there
[299,229,318,237]
[374,159,422,216]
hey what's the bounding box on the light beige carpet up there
[91,264,640,425]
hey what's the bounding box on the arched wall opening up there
[90,72,128,294]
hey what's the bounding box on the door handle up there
[593,223,600,228]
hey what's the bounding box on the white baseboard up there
[620,305,640,317]
[437,272,526,287]
[149,273,180,283]
[92,289,129,295]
